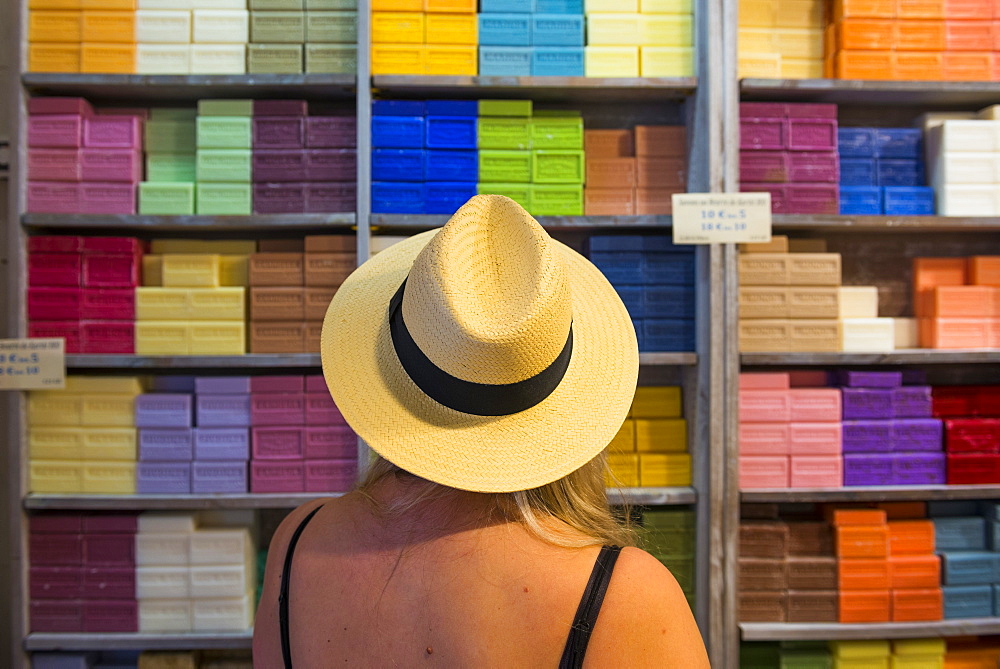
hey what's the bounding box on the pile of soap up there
[914,256,1000,349]
[371,0,478,76]
[839,126,934,215]
[737,0,824,78]
[584,125,685,215]
[743,639,949,668]
[606,386,690,487]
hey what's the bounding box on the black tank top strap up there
[279,504,324,669]
[558,545,623,669]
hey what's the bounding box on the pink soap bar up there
[251,393,306,426]
[82,320,135,354]
[740,373,791,390]
[739,422,791,455]
[29,236,83,253]
[28,287,83,320]
[740,389,791,423]
[305,392,344,425]
[83,566,135,599]
[739,455,790,489]
[789,454,842,487]
[96,107,150,119]
[789,371,831,387]
[28,148,82,181]
[82,600,138,633]
[786,184,839,215]
[30,97,94,116]
[30,600,83,633]
[30,532,83,566]
[79,182,136,214]
[785,103,837,119]
[82,253,139,287]
[83,115,143,149]
[30,566,84,599]
[741,182,787,213]
[29,253,83,287]
[789,389,842,422]
[787,119,837,151]
[29,321,82,352]
[80,149,142,183]
[30,514,84,533]
[788,152,839,183]
[27,181,81,213]
[82,237,143,254]
[250,375,304,393]
[84,533,135,567]
[29,115,83,148]
[741,119,787,150]
[740,102,786,118]
[83,513,137,533]
[251,460,306,493]
[740,151,788,183]
[788,422,842,455]
[252,426,306,459]
[81,288,134,320]
[304,458,357,493]
[304,425,357,459]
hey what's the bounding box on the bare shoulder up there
[584,547,710,668]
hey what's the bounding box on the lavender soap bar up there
[138,428,194,461]
[195,394,251,428]
[893,386,933,418]
[892,419,944,452]
[843,453,894,486]
[135,394,193,428]
[194,428,250,461]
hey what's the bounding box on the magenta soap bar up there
[740,102,786,118]
[254,116,306,149]
[27,181,81,213]
[29,253,82,287]
[30,600,83,633]
[192,461,248,493]
[786,103,837,118]
[305,375,328,392]
[82,253,139,287]
[83,566,135,599]
[789,388,842,422]
[81,320,135,354]
[740,118,786,150]
[843,388,894,420]
[79,182,136,214]
[29,322,82,352]
[31,515,84,534]
[252,150,308,182]
[739,422,791,456]
[740,182,787,213]
[740,151,788,183]
[82,237,142,254]
[29,236,83,253]
[82,600,138,633]
[838,371,903,388]
[304,425,356,459]
[30,97,94,116]
[80,149,142,182]
[30,533,83,566]
[786,184,838,214]
[252,426,306,459]
[139,428,194,461]
[30,567,84,599]
[788,422,842,455]
[250,375,304,394]
[195,376,252,394]
[251,460,306,493]
[304,458,357,493]
[305,182,356,213]
[254,99,308,116]
[195,394,252,427]
[28,148,82,181]
[29,115,83,148]
[28,287,83,320]
[136,461,192,494]
[306,116,357,148]
[135,393,193,428]
[84,533,136,566]
[251,393,306,426]
[194,427,250,460]
[83,513,137,534]
[788,152,839,183]
[81,288,134,320]
[253,182,307,214]
[305,392,344,425]
[83,115,142,149]
[787,119,837,151]
[305,149,356,182]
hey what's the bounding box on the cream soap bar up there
[137,532,193,566]
[139,513,198,533]
[893,317,919,348]
[189,564,254,598]
[838,286,879,319]
[936,185,999,216]
[136,44,190,75]
[189,44,246,73]
[189,529,251,565]
[841,318,895,353]
[192,10,249,43]
[139,599,193,633]
[135,10,192,42]
[137,566,191,599]
[192,596,254,632]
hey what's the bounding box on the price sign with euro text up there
[672,193,773,244]
[0,338,66,390]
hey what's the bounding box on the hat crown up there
[402,195,572,386]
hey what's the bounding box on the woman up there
[254,195,709,667]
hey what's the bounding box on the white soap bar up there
[838,286,878,319]
[139,513,197,534]
[893,317,919,349]
[137,566,191,600]
[927,121,1000,159]
[140,0,192,8]
[918,111,977,134]
[932,152,998,187]
[192,10,249,43]
[189,529,251,565]
[136,11,193,43]
[937,185,1000,216]
[136,44,191,74]
[979,105,1000,120]
[841,318,895,353]
[137,533,192,567]
[189,564,254,599]
[192,596,255,632]
[139,599,193,633]
[190,44,247,73]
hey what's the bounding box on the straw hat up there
[320,194,639,493]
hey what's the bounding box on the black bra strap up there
[559,545,623,669]
[279,504,324,669]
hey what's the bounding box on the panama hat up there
[320,194,639,493]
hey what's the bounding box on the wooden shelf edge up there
[740,350,1000,366]
[22,213,357,231]
[741,485,1000,503]
[740,618,1000,641]
[24,632,253,651]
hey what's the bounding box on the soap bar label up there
[0,338,65,389]
[672,192,772,244]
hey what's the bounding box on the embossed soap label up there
[0,338,65,390]
[672,193,773,244]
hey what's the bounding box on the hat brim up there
[320,228,640,493]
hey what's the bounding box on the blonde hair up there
[357,451,637,549]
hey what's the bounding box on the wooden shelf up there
[741,78,1000,107]
[772,215,1000,232]
[741,350,1000,366]
[372,75,696,101]
[24,632,252,651]
[741,619,1000,641]
[741,485,1000,503]
[371,214,673,230]
[22,213,356,232]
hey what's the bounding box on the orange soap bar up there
[946,0,992,17]
[584,129,634,158]
[893,51,944,81]
[635,187,673,215]
[943,51,993,81]
[29,43,81,72]
[839,558,891,590]
[838,525,890,558]
[81,43,135,73]
[970,256,1000,285]
[920,318,991,348]
[832,509,887,526]
[892,588,943,622]
[835,0,895,19]
[839,19,895,49]
[837,50,894,80]
[894,20,945,50]
[897,0,945,17]
[913,257,967,292]
[636,157,686,189]
[586,158,636,188]
[921,286,995,317]
[946,21,993,51]
[890,554,941,588]
[888,520,935,555]
[839,589,891,623]
[584,188,636,216]
[29,10,83,42]
[634,125,686,158]
[82,10,135,43]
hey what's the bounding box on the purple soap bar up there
[254,99,308,116]
[27,181,81,213]
[251,375,305,393]
[135,394,193,428]
[82,566,135,599]
[252,150,308,182]
[306,116,357,148]
[80,149,142,183]
[30,567,84,599]
[304,425,357,459]
[29,115,83,148]
[305,375,327,392]
[252,426,306,459]
[82,600,138,633]
[150,376,196,392]
[304,459,357,493]
[139,428,194,461]
[786,103,838,119]
[893,418,944,452]
[740,102,786,118]
[251,460,305,493]
[192,460,248,493]
[195,393,251,427]
[741,182,787,213]
[254,116,305,149]
[31,515,84,534]
[253,182,307,214]
[195,376,252,394]
[30,600,83,633]
[305,182,356,213]
[843,452,894,486]
[83,533,136,567]
[79,182,136,214]
[136,461,192,494]
[740,118,786,150]
[902,370,928,385]
[739,151,788,183]
[305,392,344,425]
[892,452,946,485]
[787,118,837,151]
[194,427,250,461]
[83,115,142,149]
[28,148,82,181]
[30,97,94,116]
[842,388,894,420]
[30,533,83,566]
[786,183,839,215]
[788,151,839,183]
[894,386,933,418]
[81,288,135,320]
[838,371,903,389]
[842,420,894,453]
[251,393,306,426]
[305,149,356,182]
[82,514,137,534]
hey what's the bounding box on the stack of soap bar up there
[838,127,934,215]
[737,0,823,78]
[371,0,477,75]
[739,102,840,215]
[742,639,948,667]
[785,521,837,622]
[584,125,686,215]
[606,386,689,487]
[29,6,136,74]
[926,118,1000,216]
[933,385,1000,484]
[198,101,253,215]
[136,391,198,494]
[27,98,143,215]
[249,375,358,493]
[835,509,893,623]
[931,503,1000,619]
[640,508,696,609]
[28,236,142,353]
[140,107,198,215]
[250,0,357,74]
[914,256,1000,349]
[477,0,584,76]
[190,6,249,75]
[587,234,696,351]
[737,519,792,622]
[29,513,139,633]
[585,0,694,77]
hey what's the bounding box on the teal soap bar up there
[139,181,196,215]
[305,11,357,43]
[196,149,252,183]
[196,183,252,215]
[248,44,304,74]
[532,149,585,183]
[196,116,253,149]
[149,108,198,122]
[305,44,356,73]
[197,99,255,117]
[251,11,306,43]
[145,120,197,154]
[146,153,197,182]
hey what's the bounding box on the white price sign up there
[0,338,66,390]
[672,192,773,244]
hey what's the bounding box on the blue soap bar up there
[613,284,644,317]
[590,235,686,253]
[532,47,585,76]
[943,584,993,619]
[425,100,479,117]
[425,116,478,150]
[371,116,424,149]
[479,14,532,46]
[939,551,998,586]
[934,517,987,551]
[883,186,934,215]
[838,128,877,157]
[371,181,425,214]
[645,253,696,285]
[632,319,644,351]
[482,0,534,10]
[425,150,478,183]
[592,251,644,285]
[839,186,881,215]
[372,100,426,117]
[876,128,922,159]
[877,159,924,187]
[371,149,425,182]
[644,285,696,319]
[479,46,533,76]
[644,319,696,352]
[531,14,585,46]
[425,182,478,215]
[535,0,583,11]
[839,158,877,186]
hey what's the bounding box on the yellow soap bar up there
[81,394,137,427]
[31,0,81,8]
[739,53,782,78]
[639,453,691,486]
[30,427,85,460]
[30,460,84,493]
[30,10,83,42]
[136,287,191,320]
[775,28,823,59]
[640,14,692,46]
[607,419,636,453]
[893,639,946,656]
[162,254,222,288]
[587,14,642,46]
[739,0,776,27]
[143,255,164,286]
[83,461,137,494]
[780,58,823,79]
[82,10,136,43]
[29,392,84,427]
[640,46,694,77]
[188,288,246,321]
[371,12,424,43]
[640,0,693,13]
[739,253,791,285]
[631,386,682,418]
[635,418,687,452]
[585,46,640,77]
[789,319,841,352]
[82,0,137,8]
[424,44,477,75]
[775,0,824,28]
[788,286,839,319]
[740,286,790,319]
[606,454,640,487]
[424,13,477,44]
[189,321,247,355]
[891,657,943,669]
[739,28,778,53]
[81,42,136,73]
[135,321,191,355]
[830,640,891,659]
[81,427,137,461]
[29,43,82,72]
[64,376,143,394]
[219,255,249,287]
[371,43,425,75]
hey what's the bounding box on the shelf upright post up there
[355,0,374,476]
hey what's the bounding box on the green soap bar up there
[530,116,584,149]
[477,183,532,211]
[778,651,831,669]
[196,183,252,215]
[251,0,303,8]
[145,120,197,154]
[306,0,355,8]
[149,107,198,121]
[478,150,531,183]
[305,11,357,43]
[478,117,531,150]
[248,43,304,74]
[251,11,306,44]
[198,99,255,117]
[196,149,252,183]
[196,116,253,149]
[529,185,583,216]
[139,181,196,215]
[741,644,781,666]
[146,153,197,183]
[305,44,356,73]
[478,99,532,117]
[532,149,585,184]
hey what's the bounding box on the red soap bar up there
[82,513,137,533]
[28,253,82,286]
[947,452,1000,484]
[30,532,83,566]
[84,533,136,567]
[977,386,1000,416]
[82,254,139,288]
[933,386,978,417]
[82,600,138,633]
[82,237,143,255]
[81,288,134,320]
[30,515,83,533]
[81,321,135,354]
[944,418,1000,452]
[29,321,82,352]
[28,287,82,320]
[29,236,83,253]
